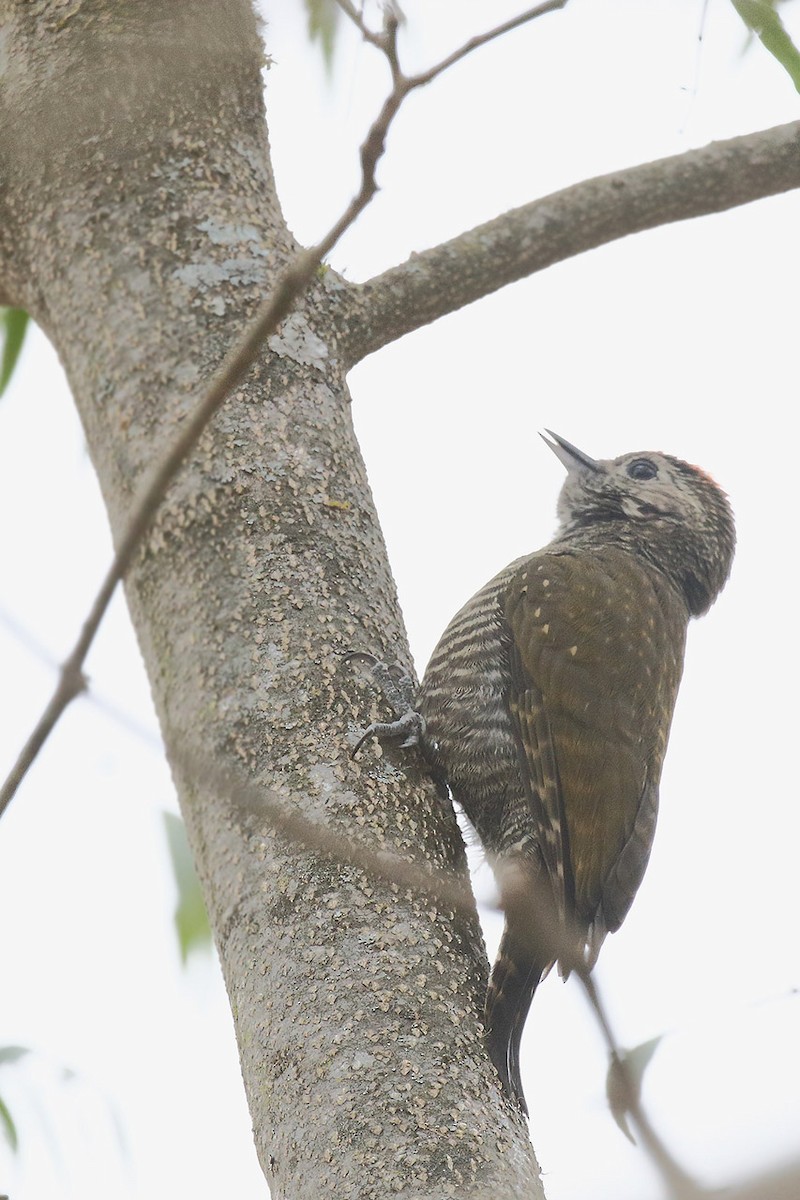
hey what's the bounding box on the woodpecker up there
[414,431,735,1113]
[354,432,735,1115]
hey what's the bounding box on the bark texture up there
[0,1,541,1196]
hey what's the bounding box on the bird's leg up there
[345,652,426,756]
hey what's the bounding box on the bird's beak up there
[540,429,601,474]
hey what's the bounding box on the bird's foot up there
[344,652,426,757]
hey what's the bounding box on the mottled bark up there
[0,1,541,1196]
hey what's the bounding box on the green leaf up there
[0,1093,19,1153]
[732,0,800,91]
[162,811,212,964]
[0,1046,32,1068]
[0,308,29,398]
[304,0,340,73]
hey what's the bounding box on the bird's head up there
[542,430,736,616]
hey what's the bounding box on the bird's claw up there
[345,651,424,758]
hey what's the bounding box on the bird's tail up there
[485,851,563,1114]
[485,919,545,1116]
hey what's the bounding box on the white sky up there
[1,2,799,1198]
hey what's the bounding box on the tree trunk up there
[0,1,542,1195]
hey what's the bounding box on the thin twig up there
[0,604,59,668]
[0,249,318,816]
[333,0,385,50]
[175,744,476,920]
[409,0,568,88]
[0,604,162,750]
[577,970,707,1199]
[0,4,566,818]
[337,0,566,91]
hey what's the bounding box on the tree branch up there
[337,119,800,368]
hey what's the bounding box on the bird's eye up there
[627,458,658,481]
